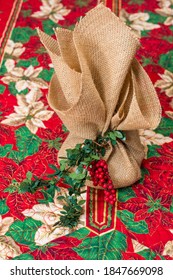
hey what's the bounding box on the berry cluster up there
[88,159,116,205]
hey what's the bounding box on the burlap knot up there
[37,3,161,189]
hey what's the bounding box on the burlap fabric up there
[37,3,161,188]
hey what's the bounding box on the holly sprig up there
[26,129,126,228]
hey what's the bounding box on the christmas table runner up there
[0,0,173,260]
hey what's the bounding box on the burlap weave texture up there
[38,3,161,188]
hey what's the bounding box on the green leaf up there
[159,50,173,72]
[73,230,127,260]
[35,46,47,54]
[17,57,39,67]
[11,27,37,43]
[38,68,54,82]
[38,184,57,203]
[60,211,67,215]
[137,249,157,260]
[42,19,60,35]
[170,198,173,214]
[69,173,86,180]
[0,61,7,75]
[49,164,60,171]
[142,56,154,66]
[0,144,13,157]
[6,218,42,246]
[0,199,9,214]
[162,35,173,43]
[147,144,160,158]
[21,9,32,18]
[109,131,116,140]
[8,127,42,162]
[0,84,5,94]
[46,137,62,150]
[91,154,100,160]
[155,117,173,137]
[26,171,32,180]
[75,205,82,211]
[114,131,125,139]
[8,82,28,95]
[58,196,65,200]
[78,200,85,206]
[13,254,34,260]
[68,228,90,240]
[75,0,90,7]
[60,159,67,171]
[118,187,136,202]
[117,210,149,234]
[148,12,166,24]
[62,124,69,133]
[129,0,144,4]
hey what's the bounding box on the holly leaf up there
[0,84,5,94]
[8,127,42,162]
[159,50,173,72]
[118,187,136,202]
[0,144,13,157]
[137,249,158,260]
[6,218,42,247]
[68,228,90,240]
[60,159,67,171]
[114,131,126,140]
[78,200,85,206]
[117,210,149,234]
[155,117,173,137]
[69,173,86,180]
[11,27,37,43]
[0,199,9,214]
[13,254,34,260]
[73,230,127,260]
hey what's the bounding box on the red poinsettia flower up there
[118,175,173,235]
[143,141,173,188]
[138,37,173,64]
[122,1,159,14]
[31,236,83,260]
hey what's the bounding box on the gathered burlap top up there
[37,3,161,188]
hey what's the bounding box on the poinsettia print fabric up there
[0,0,173,260]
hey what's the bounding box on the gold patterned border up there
[0,0,23,66]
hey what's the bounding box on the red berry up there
[100,161,105,167]
[98,167,103,172]
[100,179,105,184]
[108,185,113,190]
[104,190,109,195]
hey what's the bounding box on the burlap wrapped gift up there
[37,3,161,188]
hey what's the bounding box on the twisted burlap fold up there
[37,3,161,188]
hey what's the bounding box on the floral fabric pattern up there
[0,0,173,260]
